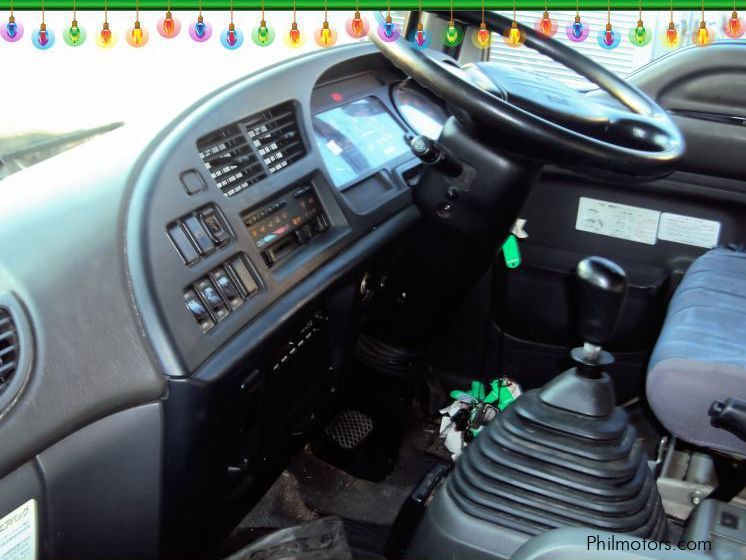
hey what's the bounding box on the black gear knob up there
[576,256,627,348]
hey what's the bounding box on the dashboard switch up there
[211,268,244,309]
[184,289,215,332]
[195,278,229,321]
[168,224,200,265]
[199,208,230,246]
[184,215,215,255]
[228,257,259,297]
[180,170,206,195]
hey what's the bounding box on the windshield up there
[490,10,732,89]
[0,10,367,180]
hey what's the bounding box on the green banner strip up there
[0,0,739,8]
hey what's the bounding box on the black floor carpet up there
[226,403,445,558]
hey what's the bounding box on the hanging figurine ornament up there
[157,0,181,38]
[723,0,745,38]
[442,0,464,46]
[2,0,23,42]
[126,0,149,47]
[566,0,589,42]
[693,0,714,45]
[629,0,651,46]
[315,0,338,47]
[597,0,620,49]
[96,0,116,47]
[502,0,524,47]
[345,0,369,38]
[220,0,244,48]
[31,0,55,49]
[63,0,86,46]
[377,1,400,42]
[409,0,429,48]
[251,0,275,46]
[189,0,213,42]
[471,0,490,49]
[662,0,679,48]
[534,0,557,37]
[285,0,304,47]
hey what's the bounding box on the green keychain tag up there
[501,234,521,269]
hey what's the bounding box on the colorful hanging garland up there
[220,0,244,48]
[31,0,55,49]
[1,0,23,42]
[566,0,590,42]
[693,0,715,45]
[285,0,304,47]
[535,0,558,37]
[346,0,369,38]
[503,0,525,47]
[443,0,464,46]
[629,0,651,45]
[96,0,115,47]
[662,0,679,48]
[190,0,213,42]
[5,2,746,54]
[410,0,430,48]
[471,0,491,48]
[126,0,149,47]
[377,0,400,41]
[157,0,181,38]
[597,0,621,49]
[251,0,275,45]
[723,0,745,37]
[62,0,85,45]
[315,0,338,46]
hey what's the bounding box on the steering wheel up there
[370,11,685,177]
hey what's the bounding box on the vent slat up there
[0,344,15,360]
[0,361,16,380]
[0,308,18,391]
[248,102,306,176]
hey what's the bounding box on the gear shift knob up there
[576,256,627,348]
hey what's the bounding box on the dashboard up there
[0,42,453,560]
[127,45,449,378]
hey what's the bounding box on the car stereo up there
[242,184,329,268]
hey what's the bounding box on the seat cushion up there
[647,248,746,458]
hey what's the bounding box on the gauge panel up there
[391,81,450,140]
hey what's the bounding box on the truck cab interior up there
[1,9,745,560]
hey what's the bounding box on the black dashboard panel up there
[125,44,430,376]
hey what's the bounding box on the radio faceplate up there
[242,183,330,268]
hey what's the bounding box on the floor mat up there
[230,403,445,556]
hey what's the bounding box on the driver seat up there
[647,247,746,459]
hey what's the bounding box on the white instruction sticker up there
[576,197,660,245]
[658,213,721,249]
[0,500,37,560]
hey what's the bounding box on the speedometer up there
[391,82,449,140]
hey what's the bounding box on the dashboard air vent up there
[243,102,306,174]
[0,308,18,401]
[197,102,306,197]
[198,123,267,197]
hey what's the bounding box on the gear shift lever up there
[540,256,627,416]
[575,256,627,366]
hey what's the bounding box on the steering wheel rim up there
[370,11,685,177]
